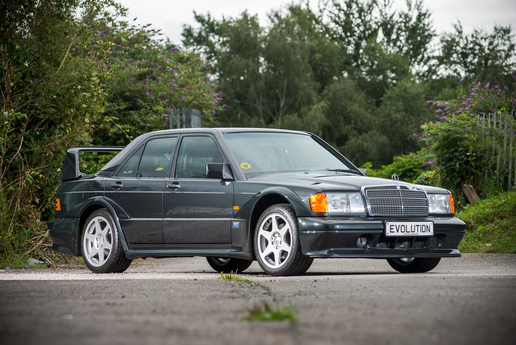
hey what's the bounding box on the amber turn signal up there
[310,193,328,213]
[448,194,455,214]
[56,198,61,211]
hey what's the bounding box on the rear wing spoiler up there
[61,146,124,181]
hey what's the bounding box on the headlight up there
[310,193,366,213]
[428,193,455,214]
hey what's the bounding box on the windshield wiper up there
[324,168,363,175]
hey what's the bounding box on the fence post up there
[492,113,496,179]
[503,114,508,172]
[484,113,488,183]
[509,113,514,192]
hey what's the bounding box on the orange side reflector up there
[449,194,455,214]
[56,198,61,211]
[233,206,240,211]
[309,193,328,213]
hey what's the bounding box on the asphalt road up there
[1,253,515,345]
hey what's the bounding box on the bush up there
[362,149,432,183]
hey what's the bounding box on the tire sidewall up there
[254,204,301,276]
[81,209,121,273]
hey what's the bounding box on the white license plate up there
[385,222,434,236]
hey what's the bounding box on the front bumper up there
[298,216,466,258]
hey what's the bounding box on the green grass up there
[244,302,298,323]
[218,271,259,285]
[457,191,516,253]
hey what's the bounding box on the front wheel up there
[254,204,313,276]
[81,209,132,273]
[206,257,252,273]
[387,257,441,273]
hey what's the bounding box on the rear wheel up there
[254,204,313,276]
[81,209,132,273]
[387,257,441,273]
[206,257,252,273]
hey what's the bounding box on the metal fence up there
[481,111,516,191]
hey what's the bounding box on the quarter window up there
[175,136,224,178]
[115,146,143,177]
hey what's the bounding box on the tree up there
[95,21,222,146]
[438,23,516,86]
[0,0,126,263]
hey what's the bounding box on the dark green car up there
[48,128,466,276]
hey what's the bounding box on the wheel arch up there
[248,187,310,259]
[76,197,129,256]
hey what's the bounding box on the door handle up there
[166,183,181,189]
[110,183,124,189]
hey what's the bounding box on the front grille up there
[365,186,428,216]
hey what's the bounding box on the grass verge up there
[457,191,516,253]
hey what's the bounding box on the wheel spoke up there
[98,247,105,264]
[274,248,282,266]
[262,243,275,258]
[85,232,96,243]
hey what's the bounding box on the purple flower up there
[165,99,169,102]
[426,100,433,103]
[485,82,490,88]
[192,101,196,104]
[146,124,150,127]
[210,80,216,83]
[195,58,200,61]
[119,130,123,133]
[436,109,442,113]
[460,77,464,82]
[158,66,162,69]
[422,134,429,138]
[205,63,211,66]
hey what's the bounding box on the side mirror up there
[359,168,367,176]
[206,163,234,180]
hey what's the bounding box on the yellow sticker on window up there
[240,162,251,169]
[155,167,164,171]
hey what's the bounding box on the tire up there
[81,209,132,273]
[254,204,313,276]
[206,257,252,273]
[387,257,441,273]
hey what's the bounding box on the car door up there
[105,136,178,244]
[163,135,233,244]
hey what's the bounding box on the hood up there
[248,171,447,193]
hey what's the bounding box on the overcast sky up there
[116,0,516,45]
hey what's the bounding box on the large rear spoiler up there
[61,146,124,181]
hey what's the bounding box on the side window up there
[175,136,224,178]
[137,137,178,178]
[115,146,144,177]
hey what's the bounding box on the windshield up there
[223,132,355,176]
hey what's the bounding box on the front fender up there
[255,186,313,216]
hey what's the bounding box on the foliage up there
[244,302,298,323]
[95,22,222,146]
[361,149,431,183]
[457,192,516,253]
[80,152,119,175]
[218,271,259,285]
[421,74,516,198]
[0,0,126,263]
